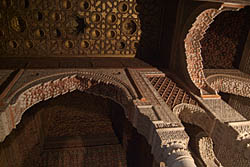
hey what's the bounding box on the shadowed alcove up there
[0,91,154,167]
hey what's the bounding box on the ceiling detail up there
[0,0,142,57]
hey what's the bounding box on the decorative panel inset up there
[147,76,198,109]
[0,0,143,57]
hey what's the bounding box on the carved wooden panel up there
[0,0,145,57]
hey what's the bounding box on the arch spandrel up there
[3,69,137,103]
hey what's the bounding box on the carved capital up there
[162,142,197,167]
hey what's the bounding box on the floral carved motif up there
[0,69,199,166]
[206,74,250,98]
[201,8,250,69]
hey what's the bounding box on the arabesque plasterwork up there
[184,5,243,94]
[0,68,197,167]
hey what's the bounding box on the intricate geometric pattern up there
[184,7,249,91]
[147,76,198,109]
[0,0,142,57]
[195,132,222,167]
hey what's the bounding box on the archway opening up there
[0,90,154,167]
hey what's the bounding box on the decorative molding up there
[206,72,250,98]
[0,68,198,166]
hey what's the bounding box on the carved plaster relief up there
[184,5,243,92]
[0,68,197,166]
[173,103,214,135]
[205,70,250,98]
[0,69,137,142]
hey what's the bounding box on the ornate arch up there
[0,71,136,142]
[184,5,242,92]
[173,103,214,135]
[184,8,224,89]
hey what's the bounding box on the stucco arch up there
[0,71,137,142]
[170,2,221,94]
[184,4,242,94]
[173,103,214,136]
[173,103,223,166]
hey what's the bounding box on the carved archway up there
[173,103,214,137]
[0,71,136,142]
[173,103,223,166]
[184,4,243,94]
[184,8,224,90]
